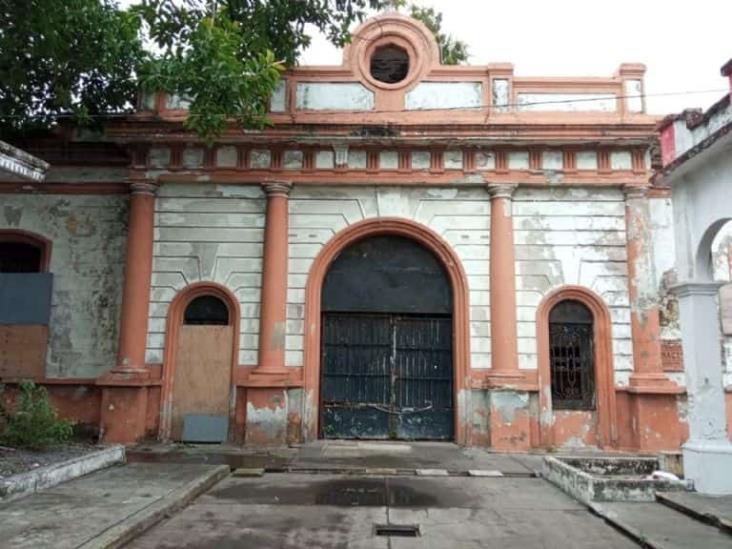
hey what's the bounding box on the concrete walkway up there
[0,463,227,549]
[657,491,732,533]
[129,473,638,549]
[592,501,732,549]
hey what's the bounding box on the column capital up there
[670,280,724,298]
[262,180,293,197]
[622,184,648,200]
[129,181,158,196]
[486,183,518,199]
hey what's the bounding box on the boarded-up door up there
[171,295,233,442]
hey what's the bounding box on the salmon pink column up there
[116,182,157,373]
[254,180,293,376]
[486,183,530,450]
[99,181,157,443]
[486,183,521,381]
[624,186,673,388]
[624,185,681,452]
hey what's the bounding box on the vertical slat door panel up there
[320,312,453,440]
[321,313,392,439]
[394,316,453,440]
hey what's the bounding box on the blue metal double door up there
[320,312,454,440]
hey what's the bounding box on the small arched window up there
[183,295,229,326]
[0,241,43,273]
[549,300,595,410]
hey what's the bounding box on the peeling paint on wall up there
[0,195,127,378]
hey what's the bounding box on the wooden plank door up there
[171,325,233,441]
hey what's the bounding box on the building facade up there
[657,59,732,492]
[2,14,720,450]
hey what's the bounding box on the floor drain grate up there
[374,524,420,537]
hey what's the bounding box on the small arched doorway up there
[169,292,235,442]
[319,235,454,440]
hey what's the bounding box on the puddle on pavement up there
[210,477,439,507]
[315,479,437,507]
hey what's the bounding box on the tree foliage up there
[133,0,381,142]
[0,0,471,142]
[0,0,145,134]
[407,5,468,65]
[385,1,468,65]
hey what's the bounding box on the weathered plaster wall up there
[512,187,633,379]
[650,196,682,342]
[146,183,265,365]
[671,141,732,281]
[1,195,127,378]
[286,186,491,368]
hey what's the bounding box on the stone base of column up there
[629,392,687,452]
[483,370,534,390]
[99,385,149,443]
[489,389,532,451]
[98,367,150,384]
[627,372,682,394]
[244,387,288,446]
[249,367,291,381]
[683,439,732,494]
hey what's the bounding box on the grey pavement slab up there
[128,503,389,549]
[593,501,732,549]
[195,474,588,510]
[128,441,543,475]
[0,463,227,549]
[657,491,732,531]
[388,508,639,549]
[291,441,538,474]
[128,473,637,548]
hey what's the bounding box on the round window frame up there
[358,34,424,91]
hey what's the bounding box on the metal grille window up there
[183,295,229,326]
[549,300,595,410]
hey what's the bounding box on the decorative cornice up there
[261,180,293,197]
[486,183,518,199]
[129,181,158,196]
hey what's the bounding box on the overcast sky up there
[119,0,731,115]
[299,0,731,115]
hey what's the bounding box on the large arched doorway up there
[319,235,454,440]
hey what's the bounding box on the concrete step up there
[656,491,732,534]
[591,501,732,549]
[0,463,228,549]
